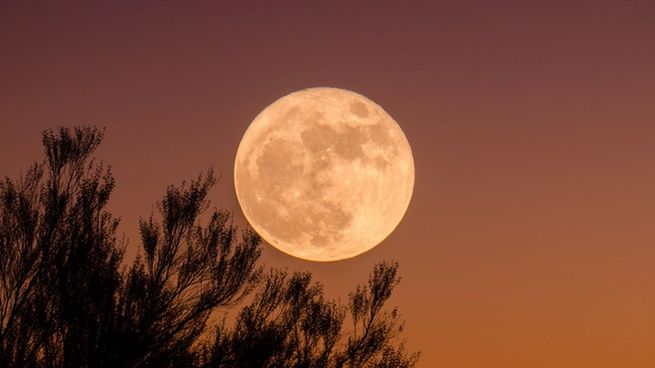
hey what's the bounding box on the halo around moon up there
[234,88,414,262]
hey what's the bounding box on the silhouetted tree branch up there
[1,127,122,367]
[114,171,262,368]
[0,126,419,368]
[200,261,419,368]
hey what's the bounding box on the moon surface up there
[234,88,414,262]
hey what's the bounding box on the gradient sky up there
[2,1,655,366]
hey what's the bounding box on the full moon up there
[234,88,414,261]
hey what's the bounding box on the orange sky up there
[2,1,655,366]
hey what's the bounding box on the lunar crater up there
[349,102,369,118]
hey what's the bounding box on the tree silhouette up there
[114,171,261,368]
[0,126,419,367]
[1,127,123,367]
[200,262,418,368]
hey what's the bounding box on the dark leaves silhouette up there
[0,126,419,368]
[200,261,419,368]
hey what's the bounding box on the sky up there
[2,1,655,366]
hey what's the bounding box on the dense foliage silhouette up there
[0,127,419,367]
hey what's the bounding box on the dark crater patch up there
[256,138,304,190]
[350,102,369,118]
[333,125,368,160]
